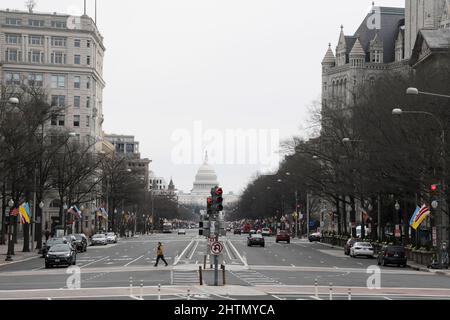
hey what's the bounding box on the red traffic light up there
[207,197,213,205]
[216,188,223,196]
[431,184,438,192]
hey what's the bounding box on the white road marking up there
[227,240,248,267]
[188,240,199,260]
[174,239,195,265]
[271,295,285,300]
[80,256,109,268]
[384,296,393,300]
[291,264,295,267]
[124,255,145,267]
[310,296,322,300]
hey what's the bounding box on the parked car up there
[42,238,68,257]
[261,228,272,237]
[45,243,76,268]
[350,242,375,259]
[63,235,77,248]
[309,232,322,242]
[276,230,291,244]
[234,229,242,235]
[105,232,118,243]
[178,229,186,235]
[247,234,265,247]
[344,238,358,256]
[377,245,407,267]
[74,234,88,252]
[91,234,107,246]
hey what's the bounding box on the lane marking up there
[174,239,195,266]
[291,264,295,267]
[188,240,199,260]
[227,240,248,267]
[80,256,110,268]
[310,296,322,300]
[124,255,145,267]
[384,296,393,300]
[272,295,285,300]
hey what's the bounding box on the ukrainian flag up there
[411,205,430,230]
[19,203,32,224]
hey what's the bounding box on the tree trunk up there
[350,195,357,238]
[0,183,6,245]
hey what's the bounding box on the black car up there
[74,234,88,252]
[308,232,322,242]
[247,234,265,247]
[42,238,68,257]
[377,245,407,267]
[63,235,77,248]
[45,243,77,268]
[234,229,242,235]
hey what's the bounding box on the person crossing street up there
[154,242,168,267]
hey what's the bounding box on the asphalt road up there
[0,230,449,300]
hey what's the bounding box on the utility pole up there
[306,192,310,237]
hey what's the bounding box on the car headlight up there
[46,254,50,258]
[65,253,71,257]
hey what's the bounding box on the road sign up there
[210,241,224,255]
[432,227,437,247]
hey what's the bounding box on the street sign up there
[210,241,224,255]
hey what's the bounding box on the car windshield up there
[251,234,263,239]
[47,238,65,245]
[93,235,105,239]
[107,233,115,236]
[49,244,70,252]
[279,231,288,235]
[387,246,405,252]
[74,235,83,240]
[355,243,372,247]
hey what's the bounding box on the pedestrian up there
[154,242,168,267]
[44,229,51,241]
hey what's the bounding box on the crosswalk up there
[230,270,283,286]
[171,271,200,285]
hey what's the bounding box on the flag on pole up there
[10,207,19,217]
[100,208,108,219]
[19,203,31,224]
[409,206,420,227]
[68,206,82,219]
[410,205,430,230]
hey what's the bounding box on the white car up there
[91,234,107,246]
[178,229,186,235]
[350,242,374,259]
[105,232,118,244]
[261,228,272,237]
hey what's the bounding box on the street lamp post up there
[406,87,450,99]
[5,199,15,261]
[36,201,45,250]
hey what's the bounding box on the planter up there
[411,250,434,266]
[404,248,412,260]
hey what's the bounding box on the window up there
[73,115,80,127]
[28,50,43,63]
[51,75,66,88]
[28,73,43,87]
[51,37,67,47]
[87,77,91,89]
[126,144,135,153]
[6,18,21,26]
[51,95,66,107]
[29,19,45,27]
[86,97,91,108]
[29,35,44,46]
[74,39,81,47]
[74,55,81,65]
[6,34,21,44]
[6,49,21,62]
[5,73,21,86]
[73,76,81,89]
[87,56,91,65]
[51,115,65,126]
[74,96,81,108]
[87,40,91,48]
[51,21,66,29]
[86,115,90,127]
[51,52,66,64]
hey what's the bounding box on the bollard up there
[204,255,207,270]
[199,266,203,286]
[129,276,133,297]
[187,289,191,300]
[140,280,144,300]
[222,265,226,286]
[158,284,161,300]
[348,288,351,301]
[329,283,333,301]
[314,279,318,298]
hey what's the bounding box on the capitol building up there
[177,153,239,208]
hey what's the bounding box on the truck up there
[163,222,173,233]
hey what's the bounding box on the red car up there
[276,230,290,243]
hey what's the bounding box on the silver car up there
[91,234,107,246]
[105,232,118,243]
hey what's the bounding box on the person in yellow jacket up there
[155,242,168,267]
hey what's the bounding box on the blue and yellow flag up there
[410,205,430,230]
[19,203,31,224]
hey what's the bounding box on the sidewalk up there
[317,241,450,276]
[0,240,41,267]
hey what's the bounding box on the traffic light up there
[207,197,213,215]
[210,187,224,213]
[431,184,438,192]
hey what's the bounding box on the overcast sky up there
[3,0,404,194]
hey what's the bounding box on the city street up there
[1,229,450,300]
